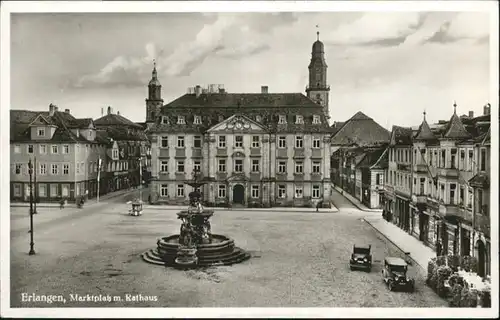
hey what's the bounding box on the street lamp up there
[33,156,37,214]
[28,159,36,255]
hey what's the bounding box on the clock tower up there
[306,31,330,121]
[146,60,164,123]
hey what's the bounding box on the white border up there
[1,1,498,318]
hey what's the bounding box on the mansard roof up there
[152,92,333,134]
[331,112,390,147]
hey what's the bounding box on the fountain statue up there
[142,168,250,269]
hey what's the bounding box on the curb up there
[363,218,425,271]
[331,186,381,213]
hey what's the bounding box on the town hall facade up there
[147,33,334,207]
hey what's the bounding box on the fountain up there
[142,168,250,269]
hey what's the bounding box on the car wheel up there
[350,266,354,271]
[388,282,394,291]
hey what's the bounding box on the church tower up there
[306,31,330,120]
[145,60,164,123]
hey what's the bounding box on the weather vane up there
[316,24,320,40]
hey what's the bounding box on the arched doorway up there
[233,184,245,204]
[477,240,486,278]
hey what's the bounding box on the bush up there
[460,286,478,308]
[461,256,478,273]
[427,259,436,286]
[479,290,491,308]
[450,283,464,307]
[436,265,453,297]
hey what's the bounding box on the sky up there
[10,10,493,128]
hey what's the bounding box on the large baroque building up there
[148,34,334,207]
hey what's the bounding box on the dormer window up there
[278,115,287,124]
[218,115,224,122]
[194,116,202,125]
[161,116,169,124]
[255,115,262,122]
[295,115,304,124]
[177,116,185,124]
[313,115,321,124]
[38,128,45,136]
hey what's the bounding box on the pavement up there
[8,187,447,308]
[331,185,382,212]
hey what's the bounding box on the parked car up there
[349,244,372,272]
[382,257,415,292]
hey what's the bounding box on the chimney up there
[483,103,490,115]
[117,111,120,115]
[49,103,56,116]
[65,109,70,114]
[261,86,268,94]
[468,111,474,118]
[101,107,104,116]
[218,88,226,94]
[107,106,112,115]
[54,106,59,112]
[195,85,202,98]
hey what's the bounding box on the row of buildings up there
[10,104,150,202]
[330,104,492,279]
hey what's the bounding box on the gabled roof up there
[414,119,437,141]
[331,112,390,147]
[390,125,413,145]
[443,112,472,139]
[29,114,55,126]
[94,113,143,129]
[469,173,489,188]
[357,147,387,169]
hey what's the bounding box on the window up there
[61,184,69,197]
[441,150,446,168]
[278,136,286,148]
[177,136,185,148]
[235,136,243,148]
[460,187,465,205]
[14,144,21,153]
[218,136,226,148]
[51,164,59,175]
[312,161,321,174]
[251,136,260,148]
[194,116,202,125]
[193,136,202,148]
[161,116,169,124]
[177,184,185,197]
[295,161,303,174]
[76,163,81,174]
[278,185,286,198]
[312,137,321,149]
[39,163,47,175]
[51,145,58,154]
[38,184,46,197]
[376,174,381,185]
[160,161,168,172]
[177,116,185,124]
[39,145,46,154]
[218,159,226,172]
[63,145,69,154]
[295,136,303,148]
[13,183,22,196]
[15,164,22,175]
[80,162,85,174]
[255,115,262,122]
[480,149,486,171]
[234,159,243,172]
[278,161,286,173]
[312,185,320,198]
[468,150,474,170]
[38,128,45,136]
[193,160,201,172]
[450,184,456,204]
[27,145,34,154]
[161,136,168,148]
[451,148,457,169]
[295,185,303,198]
[278,115,287,124]
[251,185,259,198]
[218,115,224,122]
[460,150,465,170]
[161,184,169,197]
[218,185,226,198]
[312,115,321,124]
[251,159,260,172]
[176,160,185,173]
[295,115,304,124]
[50,184,58,197]
[113,149,119,159]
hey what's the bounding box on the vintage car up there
[382,257,415,292]
[349,245,372,272]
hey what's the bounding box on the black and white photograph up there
[0,1,498,318]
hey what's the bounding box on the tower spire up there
[152,59,157,79]
[423,110,426,121]
[453,101,457,114]
[316,24,319,41]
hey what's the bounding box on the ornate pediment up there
[207,114,267,133]
[232,151,246,158]
[227,173,249,182]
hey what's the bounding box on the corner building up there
[148,35,334,207]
